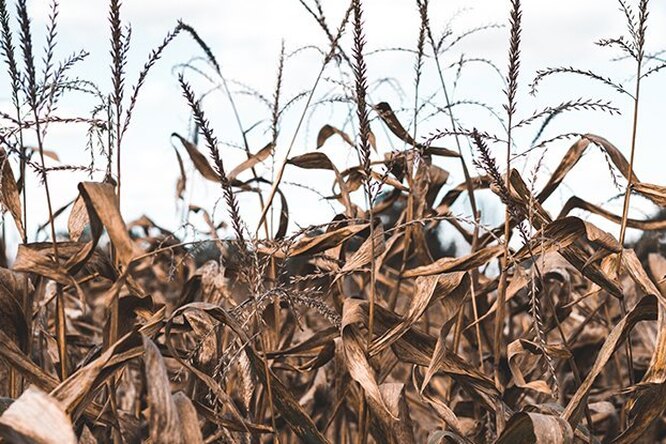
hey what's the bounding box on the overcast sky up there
[3,0,666,250]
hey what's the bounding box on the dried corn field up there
[1,0,666,443]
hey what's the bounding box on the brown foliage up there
[0,0,666,443]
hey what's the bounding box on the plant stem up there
[422,0,484,366]
[616,44,643,388]
[33,117,67,379]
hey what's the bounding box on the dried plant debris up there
[0,0,665,442]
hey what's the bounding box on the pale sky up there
[3,0,666,251]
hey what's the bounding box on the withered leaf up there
[633,182,666,207]
[367,383,416,444]
[172,133,219,182]
[78,182,137,267]
[67,195,88,242]
[0,386,76,444]
[228,142,274,182]
[288,152,335,170]
[0,148,25,240]
[166,303,329,443]
[317,124,354,148]
[342,298,398,420]
[173,392,204,444]
[496,412,573,444]
[563,296,657,427]
[172,143,187,200]
[373,102,459,157]
[403,245,503,278]
[142,336,184,444]
[288,223,368,257]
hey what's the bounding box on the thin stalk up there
[616,44,643,390]
[217,69,271,239]
[33,116,66,378]
[616,0,649,388]
[357,394,368,444]
[350,0,376,344]
[0,0,27,394]
[544,286,594,431]
[618,43,643,260]
[0,0,27,241]
[421,0,484,365]
[256,3,353,234]
[495,0,522,396]
[269,43,284,342]
[16,0,67,378]
[386,0,426,323]
[109,0,126,204]
[258,327,279,443]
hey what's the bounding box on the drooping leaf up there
[0,386,76,444]
[172,133,219,182]
[0,148,25,240]
[228,142,274,182]
[142,336,184,444]
[496,412,573,444]
[78,182,137,267]
[373,102,459,157]
[317,124,354,148]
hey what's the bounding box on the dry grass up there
[0,0,666,443]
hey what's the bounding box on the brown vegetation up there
[1,0,666,442]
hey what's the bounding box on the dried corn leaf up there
[288,152,335,170]
[166,303,329,443]
[538,138,590,202]
[373,102,458,157]
[563,295,657,426]
[610,253,666,443]
[369,302,502,411]
[413,369,469,439]
[548,135,666,209]
[0,148,25,240]
[51,332,142,418]
[78,182,137,267]
[142,336,184,444]
[173,392,204,444]
[172,133,219,181]
[507,340,570,395]
[275,187,290,239]
[558,196,666,231]
[288,223,368,257]
[633,182,666,207]
[0,386,76,444]
[317,124,354,148]
[506,170,624,298]
[0,269,29,351]
[340,223,385,274]
[367,383,416,444]
[286,153,355,214]
[228,142,274,182]
[622,249,661,299]
[403,245,503,278]
[172,144,187,200]
[613,308,666,442]
[370,272,469,356]
[0,330,59,391]
[515,216,620,263]
[67,195,88,242]
[496,411,573,444]
[342,299,398,419]
[13,243,75,285]
[584,134,633,181]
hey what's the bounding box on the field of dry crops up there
[1,0,666,443]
